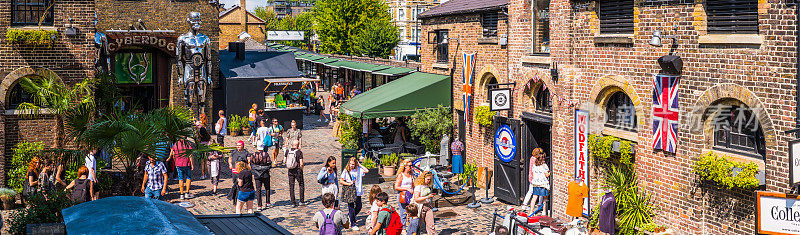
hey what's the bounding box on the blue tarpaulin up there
[62,196,211,235]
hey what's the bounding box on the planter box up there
[340,149,358,171]
[363,168,382,185]
[731,167,766,186]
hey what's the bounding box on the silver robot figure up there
[177,12,212,114]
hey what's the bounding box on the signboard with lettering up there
[267,31,305,41]
[790,139,800,185]
[494,125,517,163]
[756,191,800,235]
[489,88,511,111]
[574,109,590,215]
[107,33,178,55]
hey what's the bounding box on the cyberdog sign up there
[756,191,800,235]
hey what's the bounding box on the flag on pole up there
[652,74,680,153]
[462,53,476,127]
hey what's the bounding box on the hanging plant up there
[588,134,635,168]
[692,151,760,190]
[475,105,495,128]
[5,28,57,46]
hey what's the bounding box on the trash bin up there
[341,149,358,171]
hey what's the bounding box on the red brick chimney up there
[240,0,248,33]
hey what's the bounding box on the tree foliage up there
[354,17,400,58]
[313,0,397,56]
[409,105,453,153]
[254,8,315,49]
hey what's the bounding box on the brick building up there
[96,0,220,117]
[422,0,796,233]
[219,2,267,50]
[0,0,96,183]
[388,0,441,60]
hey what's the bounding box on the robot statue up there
[94,13,111,75]
[177,12,213,115]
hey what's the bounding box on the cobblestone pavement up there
[164,114,507,234]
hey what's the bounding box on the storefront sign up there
[489,88,511,111]
[267,31,305,41]
[790,139,800,185]
[107,33,178,54]
[494,125,516,163]
[114,52,152,84]
[756,191,800,235]
[574,109,590,215]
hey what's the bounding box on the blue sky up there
[220,0,267,11]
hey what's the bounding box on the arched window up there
[7,76,42,109]
[712,104,766,158]
[605,91,636,131]
[533,85,551,113]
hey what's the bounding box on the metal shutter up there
[482,12,499,37]
[706,0,758,34]
[599,0,634,34]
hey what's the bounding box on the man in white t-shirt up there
[216,110,227,146]
[85,149,97,183]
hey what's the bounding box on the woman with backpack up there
[317,156,338,208]
[64,166,93,204]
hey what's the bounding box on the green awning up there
[340,72,451,118]
[372,67,416,76]
[312,57,339,64]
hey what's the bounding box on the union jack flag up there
[652,74,680,153]
[462,53,476,127]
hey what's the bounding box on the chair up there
[403,142,426,155]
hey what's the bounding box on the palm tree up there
[17,76,94,148]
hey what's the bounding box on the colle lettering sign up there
[574,109,590,216]
[107,33,178,54]
[756,191,800,235]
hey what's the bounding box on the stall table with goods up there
[263,78,319,129]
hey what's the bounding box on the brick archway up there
[518,70,555,102]
[474,64,499,105]
[587,75,645,132]
[0,67,62,108]
[692,83,777,153]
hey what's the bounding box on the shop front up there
[104,31,178,112]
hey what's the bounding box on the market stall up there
[263,77,319,129]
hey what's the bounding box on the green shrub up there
[228,115,244,131]
[692,151,760,190]
[409,105,453,153]
[362,157,377,169]
[7,190,74,235]
[380,153,399,167]
[474,106,495,128]
[588,134,634,168]
[461,162,478,185]
[338,114,361,150]
[601,165,653,235]
[5,28,57,46]
[640,222,668,233]
[8,142,45,193]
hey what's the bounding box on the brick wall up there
[219,7,266,50]
[96,0,220,118]
[0,0,96,185]
[421,0,796,234]
[421,10,509,168]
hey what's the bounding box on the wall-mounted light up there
[649,30,676,47]
[649,29,683,75]
[65,17,77,36]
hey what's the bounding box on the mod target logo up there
[494,125,517,162]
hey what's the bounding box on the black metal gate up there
[493,116,523,205]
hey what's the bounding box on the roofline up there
[219,5,267,23]
[418,4,507,19]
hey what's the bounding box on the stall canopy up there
[340,72,451,118]
[373,67,416,76]
[62,196,212,234]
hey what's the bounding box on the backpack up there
[71,179,90,204]
[285,149,300,169]
[319,209,339,235]
[380,207,404,235]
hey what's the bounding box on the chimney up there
[240,0,248,32]
[229,42,245,60]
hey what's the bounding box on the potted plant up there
[380,153,399,176]
[362,157,382,184]
[637,223,673,235]
[228,115,242,136]
[0,188,17,210]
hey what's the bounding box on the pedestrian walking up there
[23,157,41,201]
[369,192,402,235]
[314,192,350,235]
[249,103,258,138]
[141,155,168,200]
[394,159,414,227]
[522,148,550,215]
[404,204,420,235]
[85,149,99,200]
[413,172,437,235]
[340,157,369,231]
[235,161,255,214]
[207,139,223,194]
[268,118,284,166]
[317,156,338,208]
[285,140,305,206]
[64,166,93,204]
[215,110,227,146]
[255,120,270,152]
[227,141,251,205]
[366,185,384,231]
[318,94,329,122]
[197,115,212,180]
[284,120,302,149]
[249,145,272,210]
[169,139,194,199]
